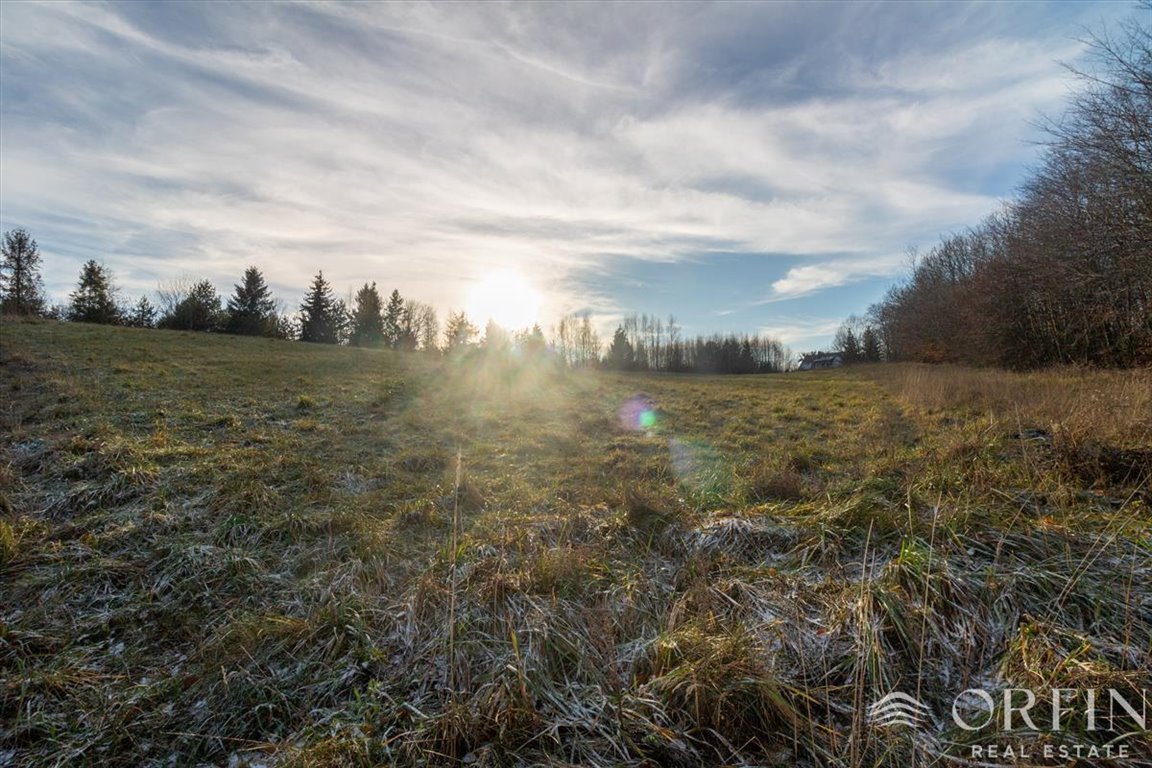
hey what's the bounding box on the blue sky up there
[0,1,1138,351]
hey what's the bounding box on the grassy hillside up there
[2,318,1150,767]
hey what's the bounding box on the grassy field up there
[2,318,1150,767]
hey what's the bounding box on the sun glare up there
[465,272,543,331]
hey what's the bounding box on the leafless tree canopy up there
[865,10,1151,369]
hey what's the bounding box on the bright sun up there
[465,271,543,331]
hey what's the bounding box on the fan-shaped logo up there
[869,691,932,728]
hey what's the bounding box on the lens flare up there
[616,394,732,497]
[618,394,658,431]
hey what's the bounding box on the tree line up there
[1,245,795,371]
[835,10,1150,369]
[601,313,791,373]
[0,253,452,351]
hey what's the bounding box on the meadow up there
[1,318,1150,767]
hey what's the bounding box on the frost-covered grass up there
[1,317,1149,767]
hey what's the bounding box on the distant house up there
[798,352,844,371]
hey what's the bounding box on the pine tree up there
[521,323,547,358]
[159,280,222,331]
[738,339,756,374]
[126,296,157,328]
[268,310,297,341]
[299,271,345,344]
[349,282,384,346]
[1,229,46,316]
[382,289,405,349]
[225,266,276,335]
[840,329,860,363]
[606,326,634,370]
[443,310,477,352]
[483,319,509,353]
[332,299,350,343]
[862,326,882,362]
[68,260,121,324]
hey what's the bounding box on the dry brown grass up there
[870,363,1152,447]
[1,320,1149,767]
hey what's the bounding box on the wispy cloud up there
[757,318,845,348]
[764,255,908,302]
[770,265,856,301]
[0,1,1126,338]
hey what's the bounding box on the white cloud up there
[757,319,845,348]
[765,254,908,301]
[770,266,853,300]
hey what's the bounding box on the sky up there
[0,1,1139,351]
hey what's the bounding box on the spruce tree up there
[332,298,350,343]
[443,311,477,352]
[840,329,860,363]
[606,326,634,370]
[159,280,222,331]
[738,339,756,374]
[349,282,384,346]
[382,289,405,349]
[299,271,344,344]
[862,327,882,362]
[483,319,509,353]
[1,228,46,316]
[126,296,157,328]
[68,260,121,324]
[226,266,276,335]
[521,323,547,358]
